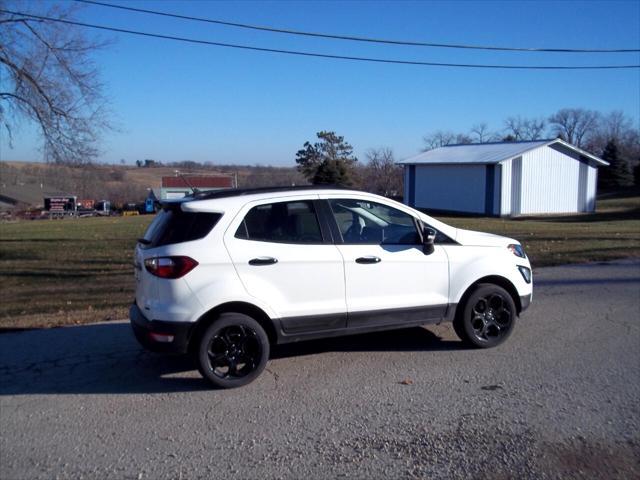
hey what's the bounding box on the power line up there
[3,9,639,70]
[74,0,640,54]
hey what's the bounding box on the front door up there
[325,197,450,328]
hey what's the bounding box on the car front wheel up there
[453,284,517,348]
[196,313,270,388]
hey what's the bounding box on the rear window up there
[140,208,221,248]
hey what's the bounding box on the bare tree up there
[523,118,546,140]
[602,111,640,163]
[503,117,524,141]
[548,108,599,147]
[422,131,454,150]
[591,110,639,151]
[362,147,402,197]
[504,116,546,141]
[454,133,473,145]
[600,111,631,140]
[422,131,472,151]
[0,1,110,164]
[470,123,497,143]
[585,110,640,179]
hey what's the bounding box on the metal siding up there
[578,162,588,212]
[511,157,523,216]
[413,165,486,213]
[493,164,502,216]
[484,165,495,215]
[586,166,597,212]
[403,167,410,205]
[408,165,416,207]
[500,159,512,216]
[484,165,501,216]
[520,146,581,214]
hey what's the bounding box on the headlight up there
[508,244,526,258]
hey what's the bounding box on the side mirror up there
[422,227,436,255]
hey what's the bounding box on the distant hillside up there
[0,161,305,208]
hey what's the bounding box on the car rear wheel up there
[453,284,516,348]
[196,313,269,388]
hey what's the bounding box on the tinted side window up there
[141,209,221,248]
[329,199,420,245]
[235,201,323,244]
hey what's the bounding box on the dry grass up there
[1,196,638,330]
[122,166,222,189]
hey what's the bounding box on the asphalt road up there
[1,260,639,480]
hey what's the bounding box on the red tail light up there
[144,256,198,279]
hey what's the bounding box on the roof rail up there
[183,185,349,201]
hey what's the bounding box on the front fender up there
[443,245,532,306]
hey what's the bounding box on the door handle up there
[248,257,278,266]
[355,256,381,264]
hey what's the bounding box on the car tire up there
[196,313,270,389]
[453,283,517,348]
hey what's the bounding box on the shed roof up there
[399,139,608,166]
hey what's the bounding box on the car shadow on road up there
[271,326,463,359]
[0,321,463,396]
[0,323,207,396]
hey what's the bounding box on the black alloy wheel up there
[469,293,512,342]
[208,325,261,378]
[197,313,269,388]
[453,284,517,348]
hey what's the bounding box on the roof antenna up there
[174,170,199,195]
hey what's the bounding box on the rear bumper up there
[130,303,193,354]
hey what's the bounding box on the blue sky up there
[3,0,640,165]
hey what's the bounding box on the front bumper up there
[130,302,193,354]
[520,294,532,312]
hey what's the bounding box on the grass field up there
[0,216,151,330]
[1,196,639,330]
[440,194,640,267]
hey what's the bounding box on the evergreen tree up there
[598,139,633,190]
[295,131,357,186]
[313,159,353,186]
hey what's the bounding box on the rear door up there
[324,196,450,327]
[224,198,347,334]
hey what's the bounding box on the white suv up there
[131,187,532,388]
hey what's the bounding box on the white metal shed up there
[399,139,609,216]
